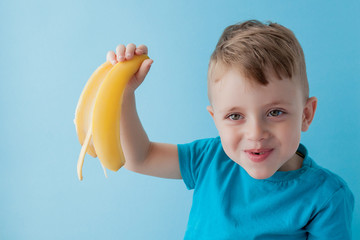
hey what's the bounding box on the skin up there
[207,67,317,179]
[106,44,317,180]
[107,43,153,93]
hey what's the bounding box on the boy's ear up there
[301,97,318,132]
[207,105,215,119]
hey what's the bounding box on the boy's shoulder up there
[302,152,355,226]
[311,164,348,188]
[302,148,354,201]
[178,136,222,155]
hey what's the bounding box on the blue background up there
[1,0,359,239]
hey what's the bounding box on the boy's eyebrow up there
[263,100,291,108]
[222,100,291,112]
[224,106,243,112]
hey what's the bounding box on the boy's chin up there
[246,168,276,180]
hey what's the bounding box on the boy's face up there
[207,68,317,179]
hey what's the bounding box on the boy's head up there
[207,20,317,179]
[208,20,308,101]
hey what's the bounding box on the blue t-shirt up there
[178,137,354,240]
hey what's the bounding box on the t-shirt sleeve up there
[306,185,355,240]
[177,138,217,190]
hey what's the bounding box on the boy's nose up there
[245,119,269,142]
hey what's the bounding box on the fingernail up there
[112,60,117,65]
[118,56,124,61]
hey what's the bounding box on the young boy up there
[107,20,354,239]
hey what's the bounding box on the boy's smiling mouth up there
[244,149,274,162]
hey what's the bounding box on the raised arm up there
[107,44,182,179]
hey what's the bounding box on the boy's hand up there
[106,44,153,92]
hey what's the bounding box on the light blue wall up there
[1,0,359,239]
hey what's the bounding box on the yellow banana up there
[74,54,149,181]
[74,61,113,158]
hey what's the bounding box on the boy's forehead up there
[209,67,305,108]
[210,62,286,86]
[208,61,308,103]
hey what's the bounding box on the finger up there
[134,59,153,82]
[107,51,117,65]
[116,44,126,62]
[135,44,148,55]
[125,43,136,60]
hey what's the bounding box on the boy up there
[106,20,354,239]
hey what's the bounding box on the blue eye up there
[268,110,284,117]
[227,113,243,120]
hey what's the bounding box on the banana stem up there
[77,125,92,181]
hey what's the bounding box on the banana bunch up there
[74,54,149,181]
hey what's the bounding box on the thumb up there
[135,59,153,82]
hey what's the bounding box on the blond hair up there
[208,20,309,99]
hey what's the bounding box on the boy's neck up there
[277,152,304,172]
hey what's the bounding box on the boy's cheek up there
[218,128,242,151]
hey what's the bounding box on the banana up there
[74,61,113,158]
[74,54,149,181]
